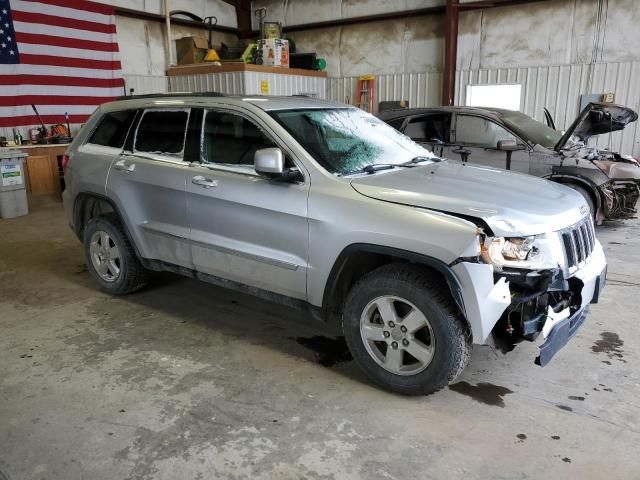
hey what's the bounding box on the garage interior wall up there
[252,0,640,156]
[4,0,640,157]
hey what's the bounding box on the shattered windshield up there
[270,108,435,175]
[501,110,563,150]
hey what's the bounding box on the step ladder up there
[355,75,375,113]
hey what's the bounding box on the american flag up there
[0,0,123,128]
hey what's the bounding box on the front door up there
[452,114,530,173]
[106,108,193,268]
[187,107,309,300]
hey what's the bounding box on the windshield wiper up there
[402,155,441,165]
[347,163,418,175]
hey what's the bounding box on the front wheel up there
[343,264,472,396]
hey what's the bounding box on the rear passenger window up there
[404,113,452,143]
[135,110,189,156]
[88,110,136,148]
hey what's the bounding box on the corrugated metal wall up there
[327,72,443,110]
[327,62,640,157]
[170,72,246,95]
[169,71,327,98]
[122,74,169,96]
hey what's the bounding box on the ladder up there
[355,75,375,113]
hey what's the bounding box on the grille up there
[561,216,596,270]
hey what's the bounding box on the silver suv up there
[62,94,607,395]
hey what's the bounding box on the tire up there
[567,184,596,219]
[342,264,472,396]
[83,213,149,295]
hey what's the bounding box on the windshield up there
[500,110,563,149]
[270,108,435,175]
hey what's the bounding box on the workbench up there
[4,144,69,199]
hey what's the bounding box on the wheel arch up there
[322,243,467,321]
[73,192,143,260]
[545,174,602,211]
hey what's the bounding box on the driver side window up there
[201,110,276,166]
[455,115,516,148]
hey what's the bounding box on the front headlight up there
[481,234,563,270]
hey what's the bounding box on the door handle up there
[192,175,218,189]
[114,159,136,172]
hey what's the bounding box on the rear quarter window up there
[88,110,136,148]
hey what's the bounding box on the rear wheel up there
[342,264,472,396]
[83,214,149,295]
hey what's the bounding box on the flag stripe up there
[13,21,116,43]
[11,11,116,34]
[19,0,115,16]
[0,83,123,96]
[0,114,91,127]
[0,95,117,106]
[1,63,123,79]
[0,104,98,117]
[0,74,124,88]
[18,42,120,61]
[15,32,119,52]
[19,53,122,70]
[11,0,113,25]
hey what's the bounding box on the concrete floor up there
[1,199,639,480]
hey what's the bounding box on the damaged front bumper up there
[451,241,607,366]
[599,180,640,221]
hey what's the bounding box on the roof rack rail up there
[116,92,226,100]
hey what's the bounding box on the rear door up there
[187,107,310,300]
[106,108,193,268]
[451,113,530,173]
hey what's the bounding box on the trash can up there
[0,149,28,219]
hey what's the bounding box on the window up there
[201,111,276,166]
[271,108,435,175]
[88,110,136,148]
[135,110,189,156]
[386,118,405,130]
[404,113,451,143]
[455,115,517,149]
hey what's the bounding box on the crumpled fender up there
[451,262,511,343]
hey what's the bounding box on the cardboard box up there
[176,36,209,65]
[262,39,289,68]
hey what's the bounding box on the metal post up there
[164,0,173,66]
[442,0,459,106]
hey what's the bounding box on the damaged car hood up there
[350,161,587,237]
[555,102,638,151]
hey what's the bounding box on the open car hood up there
[555,102,638,152]
[350,161,587,237]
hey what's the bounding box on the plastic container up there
[0,149,28,219]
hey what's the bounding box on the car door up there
[451,113,530,173]
[400,112,460,159]
[106,108,193,269]
[187,107,309,300]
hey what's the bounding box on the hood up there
[350,161,588,237]
[555,102,638,151]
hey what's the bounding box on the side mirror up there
[497,139,525,151]
[254,147,284,177]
